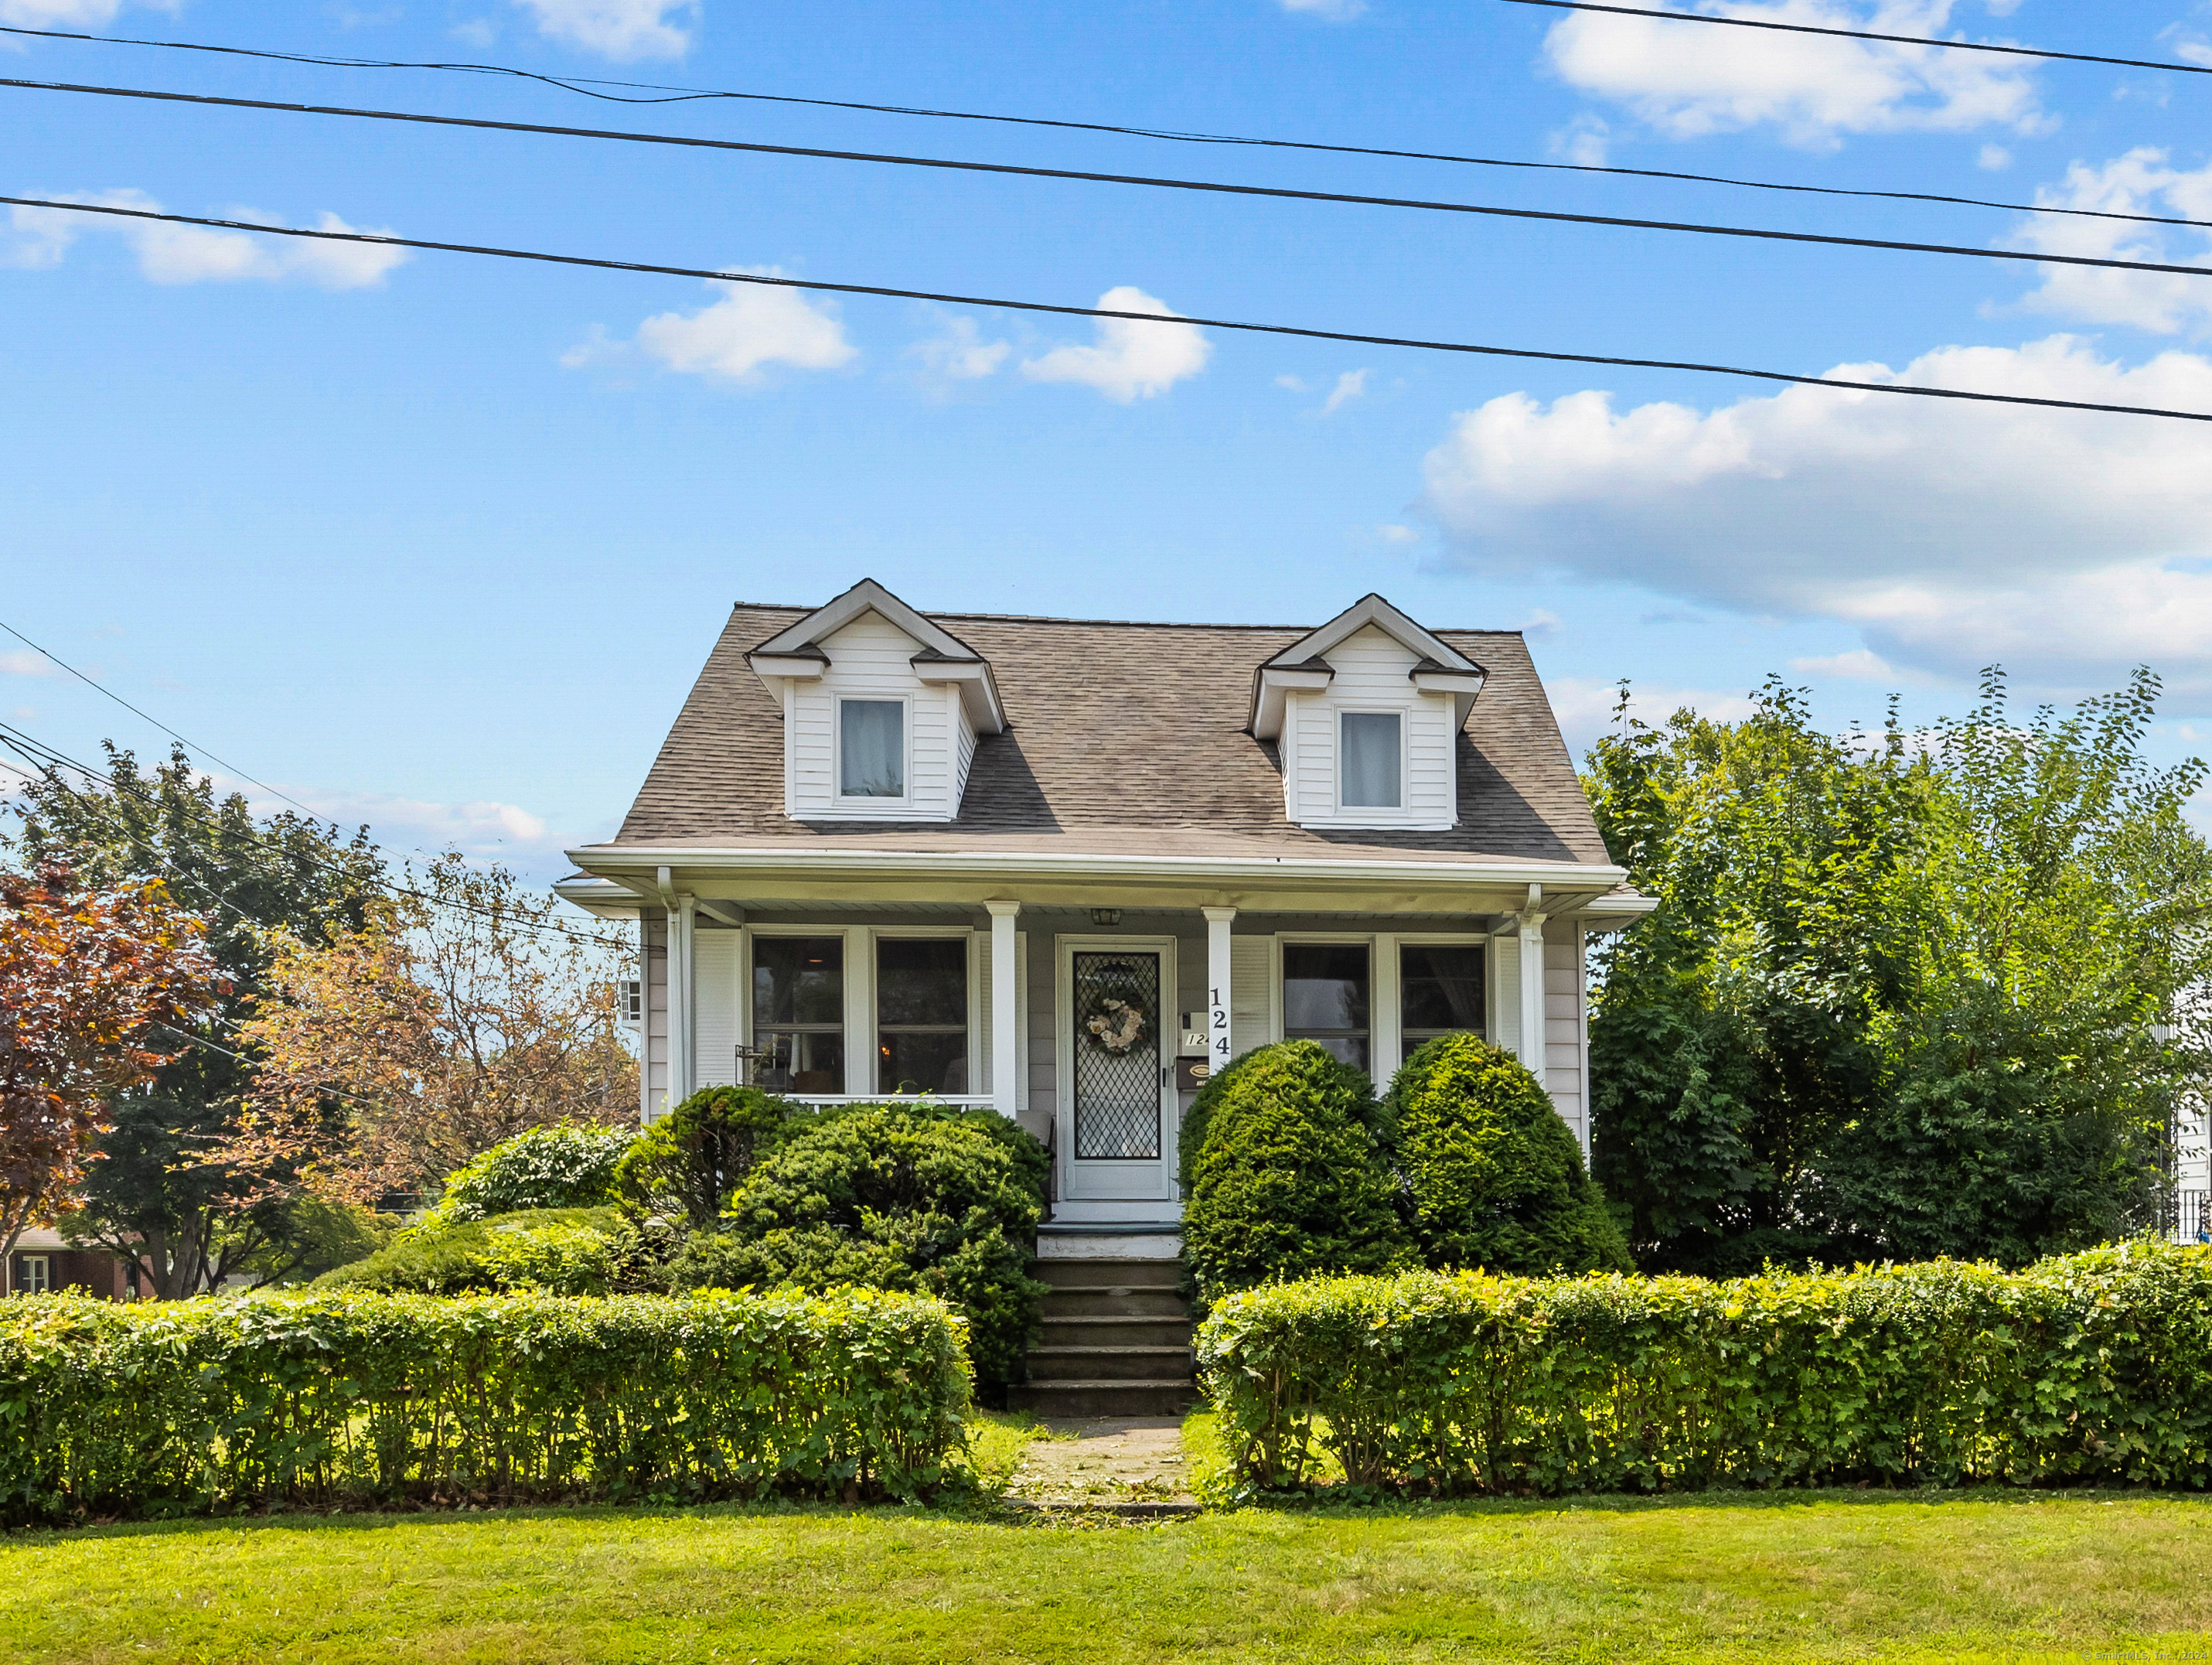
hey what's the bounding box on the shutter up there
[694,929,741,1088]
[1490,933,1522,1060]
[1230,936,1274,1060]
[1015,933,1030,1119]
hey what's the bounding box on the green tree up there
[1386,1034,1631,1274]
[9,745,386,1296]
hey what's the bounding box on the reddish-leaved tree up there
[0,862,227,1268]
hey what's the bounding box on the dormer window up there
[1340,711,1402,810]
[839,698,906,800]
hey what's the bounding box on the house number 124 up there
[1210,987,1230,1059]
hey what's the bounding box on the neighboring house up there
[557,579,1651,1253]
[5,1227,141,1300]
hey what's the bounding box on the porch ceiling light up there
[1091,908,1121,926]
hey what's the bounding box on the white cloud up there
[0,650,56,677]
[1376,523,1421,544]
[4,189,408,288]
[1021,287,1211,403]
[1543,1,2050,148]
[1788,647,1940,684]
[1978,143,2011,170]
[1550,114,1613,168]
[0,1,157,30]
[508,0,693,59]
[1417,334,2212,698]
[1547,674,1760,757]
[567,275,857,384]
[2008,149,2212,337]
[224,777,571,872]
[909,312,1010,380]
[1277,0,1365,18]
[1322,369,1369,414]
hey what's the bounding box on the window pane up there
[1341,711,1402,808]
[753,936,844,1027]
[840,699,905,797]
[1402,943,1486,1037]
[755,1031,845,1095]
[881,1031,970,1096]
[1283,943,1370,1033]
[878,938,966,1027]
[1304,1035,1371,1073]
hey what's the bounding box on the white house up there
[557,579,1651,1255]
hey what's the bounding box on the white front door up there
[1055,935,1178,1206]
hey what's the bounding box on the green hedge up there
[314,1207,664,1296]
[1196,1241,2212,1498]
[0,1286,970,1525]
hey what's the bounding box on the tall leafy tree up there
[8,745,385,1296]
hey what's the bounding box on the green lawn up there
[8,1476,2210,1665]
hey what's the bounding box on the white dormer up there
[746,579,1006,822]
[1247,595,1487,831]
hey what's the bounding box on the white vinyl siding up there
[644,913,670,1121]
[1284,626,1457,831]
[953,692,978,812]
[1488,932,1521,1060]
[694,927,741,1089]
[786,613,959,821]
[973,928,990,1097]
[1545,933,1587,1152]
[1230,935,1276,1060]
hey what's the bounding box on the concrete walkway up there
[1003,1416,1199,1515]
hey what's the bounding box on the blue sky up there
[6,0,2212,883]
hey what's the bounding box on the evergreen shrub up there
[1197,1242,2212,1498]
[669,1103,1048,1384]
[0,1285,971,1524]
[315,1207,662,1296]
[426,1124,636,1225]
[1387,1034,1632,1274]
[1181,1040,1410,1308]
[616,1087,802,1227]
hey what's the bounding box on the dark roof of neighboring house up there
[601,604,1611,868]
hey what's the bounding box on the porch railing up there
[2170,1189,2210,1244]
[784,1094,1000,1110]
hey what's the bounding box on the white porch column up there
[987,902,1021,1118]
[1203,907,1236,1079]
[1516,887,1548,1090]
[673,893,699,1104]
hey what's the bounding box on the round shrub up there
[313,1206,661,1295]
[426,1123,636,1225]
[617,1086,802,1227]
[668,1104,1049,1386]
[1181,1039,1411,1308]
[1385,1034,1632,1274]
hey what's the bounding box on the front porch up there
[559,853,1645,1230]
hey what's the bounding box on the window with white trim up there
[1283,942,1372,1074]
[752,936,845,1094]
[12,1255,50,1296]
[838,698,905,799]
[876,937,969,1094]
[1340,711,1403,809]
[1400,942,1486,1053]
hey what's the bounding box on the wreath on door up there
[1079,990,1153,1055]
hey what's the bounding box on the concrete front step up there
[1027,1345,1193,1383]
[1034,1257,1184,1291]
[1040,1286,1190,1319]
[1038,1314,1193,1349]
[1007,1379,1200,1418]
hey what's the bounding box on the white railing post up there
[988,902,1021,1119]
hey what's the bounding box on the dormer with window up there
[1246,595,1486,831]
[746,579,1007,821]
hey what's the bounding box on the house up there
[5,1226,141,1300]
[557,578,1650,1261]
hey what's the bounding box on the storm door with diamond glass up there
[1059,940,1176,1204]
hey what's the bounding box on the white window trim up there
[1392,933,1493,1077]
[1276,932,1379,1076]
[833,694,915,810]
[743,925,855,1094]
[1336,707,1409,815]
[14,1254,51,1295]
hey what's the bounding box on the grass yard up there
[9,1462,2211,1665]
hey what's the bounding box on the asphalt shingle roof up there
[603,605,1610,868]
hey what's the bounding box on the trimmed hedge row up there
[0,1286,970,1525]
[1196,1240,2212,1497]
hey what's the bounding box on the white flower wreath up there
[1079,993,1152,1055]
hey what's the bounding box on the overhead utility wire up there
[0,23,2201,236]
[0,714,627,950]
[11,78,2212,288]
[1493,0,2212,77]
[9,194,2208,425]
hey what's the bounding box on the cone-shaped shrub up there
[1385,1033,1631,1274]
[1182,1039,1411,1307]
[426,1123,636,1225]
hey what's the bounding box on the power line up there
[11,76,2212,286]
[0,21,2202,236]
[0,716,629,949]
[1494,0,2212,77]
[0,616,325,822]
[8,193,2209,425]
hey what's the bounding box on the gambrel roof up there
[595,599,1610,869]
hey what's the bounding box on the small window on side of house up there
[13,1255,50,1296]
[839,699,905,799]
[1340,711,1402,809]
